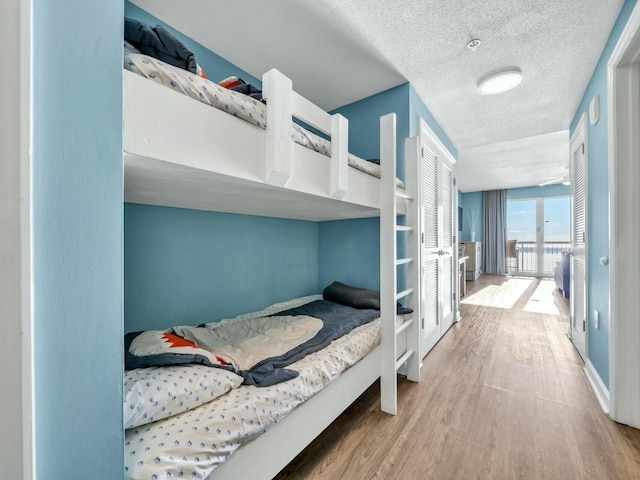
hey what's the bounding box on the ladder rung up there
[395,317,414,336]
[396,349,415,371]
[395,288,413,301]
[395,189,414,201]
[396,257,413,266]
[396,225,413,232]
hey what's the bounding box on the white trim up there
[609,2,640,66]
[535,197,544,275]
[584,359,610,415]
[420,118,457,167]
[20,0,36,472]
[21,0,33,473]
[419,118,458,355]
[569,113,588,361]
[380,113,399,414]
[20,0,33,475]
[1,0,32,477]
[264,68,293,186]
[607,1,640,428]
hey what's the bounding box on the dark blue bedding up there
[124,298,388,387]
[125,18,196,74]
[239,300,380,386]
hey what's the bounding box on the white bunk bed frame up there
[123,65,420,478]
[124,68,405,221]
[380,115,421,415]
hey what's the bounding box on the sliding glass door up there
[507,196,570,277]
[544,197,571,274]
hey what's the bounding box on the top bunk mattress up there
[124,51,402,188]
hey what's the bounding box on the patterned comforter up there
[125,316,383,480]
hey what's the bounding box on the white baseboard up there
[584,359,610,415]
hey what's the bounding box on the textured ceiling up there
[129,0,406,112]
[131,0,624,192]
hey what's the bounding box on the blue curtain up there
[483,190,507,275]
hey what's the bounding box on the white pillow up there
[124,40,141,54]
[124,364,242,429]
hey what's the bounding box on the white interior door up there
[420,125,456,358]
[440,159,455,334]
[421,145,441,356]
[569,114,587,360]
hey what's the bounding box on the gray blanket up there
[171,315,323,373]
[238,300,380,386]
[125,300,381,387]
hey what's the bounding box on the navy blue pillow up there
[125,18,197,74]
[323,281,413,314]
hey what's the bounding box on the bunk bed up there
[123,49,405,221]
[125,294,403,479]
[123,35,422,477]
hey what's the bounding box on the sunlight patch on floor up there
[461,278,533,309]
[523,280,560,315]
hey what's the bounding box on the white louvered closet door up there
[440,159,455,334]
[570,126,587,360]
[421,145,441,358]
[420,140,456,359]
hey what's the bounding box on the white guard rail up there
[263,69,348,199]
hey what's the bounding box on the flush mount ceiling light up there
[478,68,522,95]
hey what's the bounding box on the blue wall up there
[318,218,381,291]
[124,4,458,306]
[409,85,458,159]
[322,85,411,293]
[322,84,457,293]
[125,2,260,86]
[570,0,638,387]
[123,4,322,332]
[459,192,483,242]
[125,204,319,331]
[33,0,124,477]
[330,83,411,182]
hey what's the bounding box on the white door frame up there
[0,0,33,477]
[607,2,640,428]
[535,197,545,275]
[569,113,588,361]
[507,196,569,277]
[438,155,456,333]
[418,119,457,359]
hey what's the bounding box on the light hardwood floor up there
[275,275,640,479]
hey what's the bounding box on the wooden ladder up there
[380,113,421,415]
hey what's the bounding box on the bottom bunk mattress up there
[125,306,386,479]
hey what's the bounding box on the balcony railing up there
[508,241,571,276]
